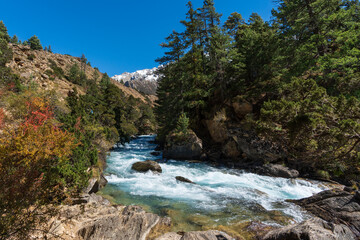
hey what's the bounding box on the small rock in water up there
[132,160,162,173]
[175,176,195,184]
[187,160,202,163]
[151,151,161,156]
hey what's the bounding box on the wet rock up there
[175,176,195,184]
[255,164,299,178]
[151,151,162,156]
[156,230,233,240]
[291,188,360,236]
[163,130,203,160]
[132,160,162,173]
[263,217,356,240]
[200,153,208,161]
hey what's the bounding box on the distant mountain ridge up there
[112,67,161,95]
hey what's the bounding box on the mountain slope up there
[6,43,152,104]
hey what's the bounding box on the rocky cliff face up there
[112,67,161,95]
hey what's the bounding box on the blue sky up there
[1,0,275,76]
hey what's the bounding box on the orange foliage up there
[0,97,77,167]
[0,108,4,129]
[0,97,78,207]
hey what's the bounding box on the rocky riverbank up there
[30,193,234,240]
[31,185,360,240]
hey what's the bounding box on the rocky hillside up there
[6,43,153,104]
[112,66,161,95]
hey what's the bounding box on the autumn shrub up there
[0,97,78,239]
[0,108,4,128]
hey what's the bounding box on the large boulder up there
[263,217,356,240]
[291,188,360,236]
[155,230,233,240]
[32,201,166,240]
[132,160,162,173]
[254,164,299,178]
[163,130,203,160]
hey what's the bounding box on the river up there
[100,135,327,236]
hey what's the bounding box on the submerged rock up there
[175,176,195,184]
[155,230,233,240]
[163,130,203,160]
[263,217,356,240]
[132,160,162,173]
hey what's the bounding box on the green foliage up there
[10,35,18,44]
[176,112,189,134]
[156,0,360,182]
[28,35,42,50]
[0,21,10,42]
[0,38,12,67]
[48,59,64,79]
[67,63,86,86]
[258,78,360,179]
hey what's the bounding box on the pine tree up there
[224,12,245,39]
[10,35,19,44]
[0,21,10,42]
[48,45,52,53]
[80,54,87,72]
[28,35,42,50]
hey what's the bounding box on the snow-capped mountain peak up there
[112,66,161,95]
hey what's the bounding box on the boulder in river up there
[132,160,162,173]
[263,217,356,240]
[163,130,203,160]
[254,164,299,178]
[175,176,195,184]
[151,151,162,156]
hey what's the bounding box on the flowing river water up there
[100,135,328,237]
